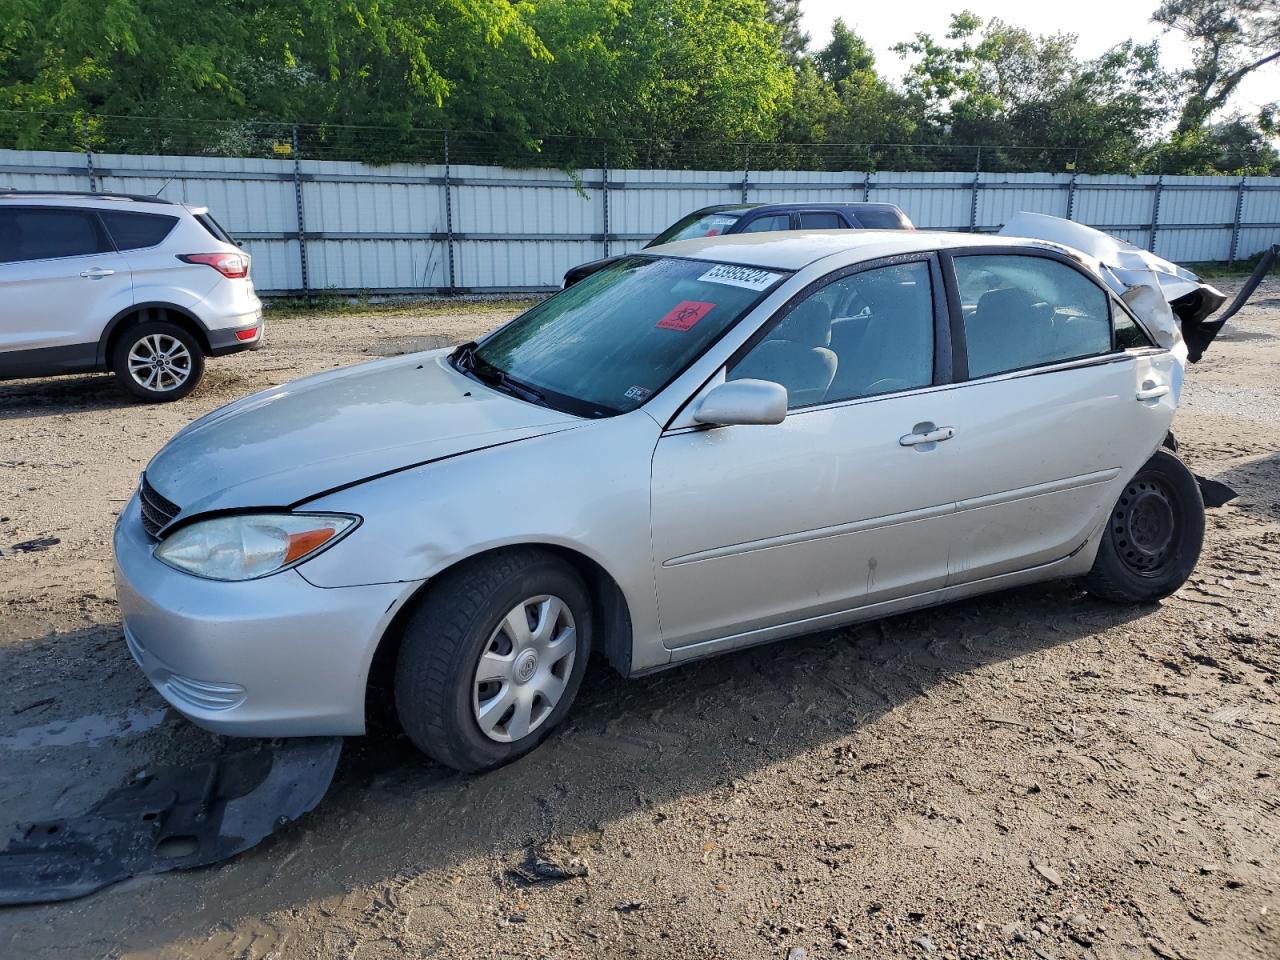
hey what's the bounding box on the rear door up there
[0,205,133,367]
[939,250,1177,584]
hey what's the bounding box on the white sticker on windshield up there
[698,264,783,291]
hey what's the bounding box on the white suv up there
[0,191,263,401]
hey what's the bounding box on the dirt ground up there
[1,282,1278,960]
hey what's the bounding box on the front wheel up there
[394,549,592,772]
[112,321,205,402]
[1083,449,1205,604]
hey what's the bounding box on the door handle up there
[899,423,955,447]
[1136,382,1169,401]
[80,267,115,279]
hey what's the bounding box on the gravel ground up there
[0,282,1278,960]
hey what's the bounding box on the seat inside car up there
[967,286,1057,376]
[732,299,837,406]
[826,276,932,399]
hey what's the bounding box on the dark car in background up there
[562,201,914,287]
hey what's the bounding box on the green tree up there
[813,18,876,86]
[766,0,809,66]
[1154,0,1280,133]
[894,13,1177,170]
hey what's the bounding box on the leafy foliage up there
[0,0,1275,173]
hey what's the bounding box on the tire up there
[394,548,592,772]
[1083,449,1205,604]
[111,320,205,402]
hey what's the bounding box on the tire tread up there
[394,548,587,771]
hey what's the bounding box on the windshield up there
[649,211,744,246]
[467,256,788,416]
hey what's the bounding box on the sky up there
[798,0,1277,117]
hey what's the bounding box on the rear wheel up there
[112,320,205,402]
[1083,449,1204,603]
[394,549,592,772]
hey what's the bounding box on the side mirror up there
[693,379,788,426]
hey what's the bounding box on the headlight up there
[154,513,359,581]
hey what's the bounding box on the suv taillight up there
[178,252,250,279]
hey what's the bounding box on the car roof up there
[645,229,1073,272]
[0,190,178,207]
[691,201,905,215]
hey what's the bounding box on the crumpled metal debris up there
[0,736,342,904]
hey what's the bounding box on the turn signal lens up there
[154,513,358,581]
[284,528,337,564]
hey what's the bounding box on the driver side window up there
[727,261,935,409]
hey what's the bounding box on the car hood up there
[144,350,581,521]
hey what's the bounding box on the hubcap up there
[127,334,192,393]
[1112,476,1179,576]
[472,595,576,743]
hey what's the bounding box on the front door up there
[650,257,958,649]
[0,205,133,367]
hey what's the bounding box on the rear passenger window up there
[798,212,843,229]
[0,207,111,263]
[100,211,179,250]
[739,214,791,233]
[195,213,235,244]
[853,207,907,229]
[1114,309,1154,349]
[954,255,1111,378]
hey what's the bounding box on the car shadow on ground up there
[0,577,1153,954]
[0,374,140,419]
[1214,452,1280,523]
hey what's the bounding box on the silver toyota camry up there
[114,216,1238,771]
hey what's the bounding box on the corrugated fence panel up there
[2,149,1277,290]
[612,170,741,239]
[750,170,866,204]
[0,148,87,191]
[308,239,444,291]
[872,172,975,229]
[977,173,1073,228]
[1073,176,1155,233]
[457,240,600,290]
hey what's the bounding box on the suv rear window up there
[854,206,910,229]
[0,207,111,263]
[100,211,179,250]
[194,213,235,244]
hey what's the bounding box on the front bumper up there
[113,493,413,737]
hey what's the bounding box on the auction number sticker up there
[656,300,716,331]
[698,264,782,291]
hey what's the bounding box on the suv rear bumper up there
[206,308,264,355]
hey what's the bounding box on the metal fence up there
[2,146,1278,295]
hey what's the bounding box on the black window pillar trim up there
[937,251,969,382]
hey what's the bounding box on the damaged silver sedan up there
[113,216,1271,772]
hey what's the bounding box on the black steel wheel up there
[1084,450,1205,603]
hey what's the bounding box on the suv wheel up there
[394,549,592,772]
[112,321,205,402]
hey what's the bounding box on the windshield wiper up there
[451,341,550,407]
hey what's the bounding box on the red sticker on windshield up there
[657,300,715,331]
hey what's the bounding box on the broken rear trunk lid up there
[999,213,1277,362]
